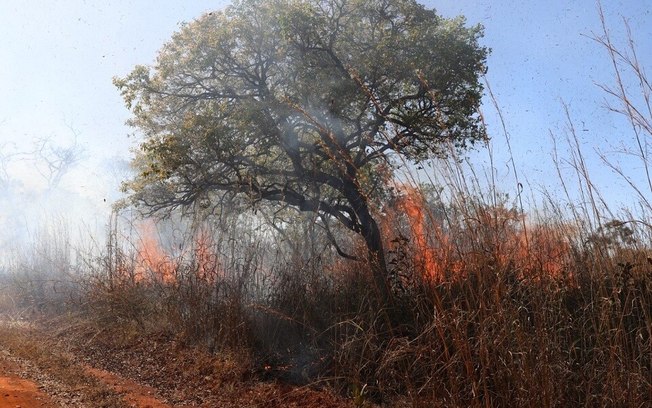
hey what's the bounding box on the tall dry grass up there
[3,169,647,406]
[1,3,651,407]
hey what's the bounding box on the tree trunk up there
[348,192,391,303]
[340,177,392,303]
[362,216,392,304]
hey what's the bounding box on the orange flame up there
[131,222,225,285]
[398,186,440,279]
[135,221,176,284]
[518,223,573,281]
[383,185,455,282]
[381,184,573,285]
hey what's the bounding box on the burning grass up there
[2,10,652,401]
[1,165,651,408]
[3,191,649,407]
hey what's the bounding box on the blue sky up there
[0,0,650,231]
[435,0,652,212]
[0,1,226,198]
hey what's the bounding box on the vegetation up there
[0,1,651,407]
[114,0,488,299]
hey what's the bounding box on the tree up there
[115,0,488,300]
[33,133,84,190]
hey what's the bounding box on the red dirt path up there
[0,355,54,408]
[84,365,172,408]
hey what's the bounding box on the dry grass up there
[1,3,651,407]
[3,137,652,407]
[24,197,642,407]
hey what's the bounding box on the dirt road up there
[0,320,350,408]
[84,365,171,408]
[0,343,171,408]
[0,354,54,408]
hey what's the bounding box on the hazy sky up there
[444,0,652,211]
[0,0,650,230]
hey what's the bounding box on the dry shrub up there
[2,187,651,408]
[314,200,652,407]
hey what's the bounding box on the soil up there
[0,350,174,408]
[84,365,171,408]
[0,319,354,407]
[0,319,174,408]
[0,352,54,408]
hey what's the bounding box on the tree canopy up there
[116,0,488,297]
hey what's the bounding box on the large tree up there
[116,0,488,299]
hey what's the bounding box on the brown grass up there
[1,3,651,407]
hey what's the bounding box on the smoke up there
[0,135,119,269]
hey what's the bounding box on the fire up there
[387,185,452,282]
[135,221,176,284]
[132,222,223,285]
[518,223,573,281]
[383,183,573,284]
[398,186,439,279]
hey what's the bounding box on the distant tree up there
[115,0,488,300]
[33,129,84,190]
